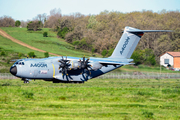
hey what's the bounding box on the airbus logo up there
[120,37,130,55]
[30,63,47,67]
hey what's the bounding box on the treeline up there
[45,9,180,65]
[0,15,27,27]
[1,9,180,65]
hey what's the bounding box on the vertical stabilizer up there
[110,26,171,59]
[110,26,143,59]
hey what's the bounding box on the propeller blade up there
[87,69,91,75]
[85,58,89,64]
[83,56,85,63]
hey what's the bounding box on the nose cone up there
[10,66,17,76]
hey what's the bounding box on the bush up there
[44,52,49,58]
[131,48,156,66]
[101,49,107,57]
[27,21,41,31]
[91,48,95,55]
[28,52,36,58]
[79,38,88,48]
[57,27,69,39]
[0,51,6,56]
[131,50,142,65]
[72,38,90,50]
[107,48,114,57]
[72,41,80,46]
[6,59,10,64]
[18,53,23,58]
[43,32,48,37]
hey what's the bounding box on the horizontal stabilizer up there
[126,30,172,33]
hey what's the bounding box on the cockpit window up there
[14,60,25,65]
[18,62,25,65]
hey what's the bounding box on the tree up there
[87,15,98,29]
[131,50,143,65]
[0,15,15,27]
[15,20,21,27]
[27,21,41,31]
[43,9,180,65]
[131,49,156,66]
[45,8,62,29]
[34,13,47,28]
[57,27,69,38]
[20,20,27,27]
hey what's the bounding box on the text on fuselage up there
[30,63,47,67]
[120,37,130,55]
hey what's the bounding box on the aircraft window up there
[22,62,24,65]
[19,62,22,65]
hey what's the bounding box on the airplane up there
[10,26,171,83]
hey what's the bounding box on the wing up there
[89,57,134,66]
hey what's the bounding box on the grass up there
[0,34,44,57]
[0,78,180,119]
[0,27,95,57]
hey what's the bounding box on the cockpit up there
[10,60,25,76]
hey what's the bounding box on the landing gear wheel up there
[24,80,29,83]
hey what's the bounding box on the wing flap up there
[99,61,134,66]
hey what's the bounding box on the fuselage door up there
[34,70,38,77]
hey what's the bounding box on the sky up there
[0,0,180,21]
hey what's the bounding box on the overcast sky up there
[0,0,180,21]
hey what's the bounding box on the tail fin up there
[110,26,172,59]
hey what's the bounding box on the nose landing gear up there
[22,78,30,83]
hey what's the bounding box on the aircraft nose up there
[10,66,17,75]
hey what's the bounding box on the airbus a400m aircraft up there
[10,26,171,83]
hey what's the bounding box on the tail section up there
[110,26,172,59]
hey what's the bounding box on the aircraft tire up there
[24,80,29,83]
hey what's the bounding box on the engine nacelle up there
[90,62,103,71]
[69,60,81,70]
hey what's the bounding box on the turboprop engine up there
[69,60,81,70]
[90,62,103,71]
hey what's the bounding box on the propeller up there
[58,56,70,75]
[79,56,91,74]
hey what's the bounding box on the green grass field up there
[0,78,180,119]
[0,35,44,57]
[0,27,94,57]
